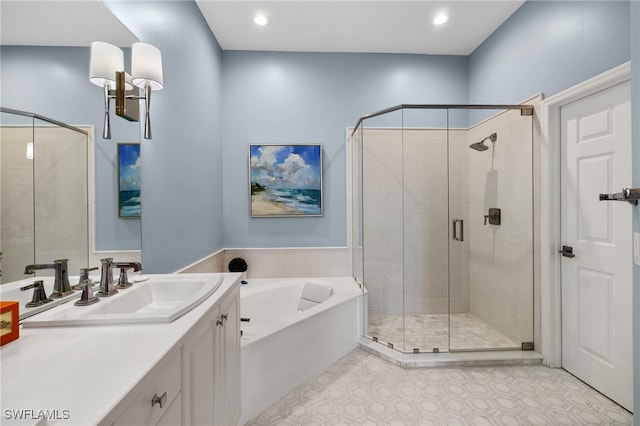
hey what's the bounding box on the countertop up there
[0,272,241,426]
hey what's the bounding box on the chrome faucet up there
[20,280,52,307]
[113,262,142,289]
[75,276,99,306]
[24,259,73,298]
[98,258,118,297]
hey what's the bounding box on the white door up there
[560,81,633,411]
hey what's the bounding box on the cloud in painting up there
[250,145,320,190]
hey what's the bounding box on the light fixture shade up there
[89,41,125,89]
[131,42,163,90]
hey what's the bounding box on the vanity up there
[0,272,241,426]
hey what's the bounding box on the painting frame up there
[117,142,141,218]
[249,144,323,217]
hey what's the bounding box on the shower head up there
[469,132,497,151]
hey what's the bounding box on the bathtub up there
[239,277,363,425]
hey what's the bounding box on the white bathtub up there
[239,277,363,425]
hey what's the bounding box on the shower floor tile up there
[246,348,632,425]
[367,312,519,352]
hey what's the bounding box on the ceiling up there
[196,1,525,55]
[0,0,138,47]
[1,0,525,56]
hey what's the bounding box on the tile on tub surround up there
[176,247,351,277]
[223,247,351,278]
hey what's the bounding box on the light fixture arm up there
[102,83,112,139]
[144,84,152,140]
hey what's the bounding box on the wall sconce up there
[89,41,163,140]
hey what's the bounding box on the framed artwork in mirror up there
[117,143,141,218]
[249,144,322,217]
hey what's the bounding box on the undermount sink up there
[21,274,223,327]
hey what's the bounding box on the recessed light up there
[433,13,449,25]
[254,14,269,26]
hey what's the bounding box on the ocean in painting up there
[253,188,321,216]
[119,189,141,217]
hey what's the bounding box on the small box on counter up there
[0,301,19,346]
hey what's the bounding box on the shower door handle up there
[452,219,464,242]
[559,245,576,258]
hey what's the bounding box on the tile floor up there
[367,313,518,352]
[246,348,633,425]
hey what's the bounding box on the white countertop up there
[0,273,241,426]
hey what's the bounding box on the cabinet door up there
[184,308,219,426]
[157,391,183,426]
[218,287,241,426]
[113,351,182,426]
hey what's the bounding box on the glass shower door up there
[400,109,451,353]
[448,107,534,351]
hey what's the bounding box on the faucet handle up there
[74,278,99,306]
[116,266,134,289]
[20,280,53,308]
[74,266,99,290]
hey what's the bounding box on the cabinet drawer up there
[114,350,182,426]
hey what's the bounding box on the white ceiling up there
[1,0,525,56]
[197,0,526,55]
[0,0,138,47]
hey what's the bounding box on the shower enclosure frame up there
[351,103,536,355]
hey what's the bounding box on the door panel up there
[560,81,633,411]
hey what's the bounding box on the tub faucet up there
[98,258,118,297]
[24,259,73,298]
[113,262,142,289]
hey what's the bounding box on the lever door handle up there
[559,245,576,258]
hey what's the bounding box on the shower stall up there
[351,102,537,353]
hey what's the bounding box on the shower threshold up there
[358,337,542,369]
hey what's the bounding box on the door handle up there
[559,245,576,258]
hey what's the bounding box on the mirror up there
[0,2,142,284]
[0,110,90,283]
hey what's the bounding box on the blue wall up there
[104,1,224,273]
[222,51,467,248]
[469,1,630,104]
[0,46,141,251]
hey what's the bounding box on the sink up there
[21,274,223,327]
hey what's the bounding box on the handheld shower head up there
[469,132,497,151]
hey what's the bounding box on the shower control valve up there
[484,208,501,226]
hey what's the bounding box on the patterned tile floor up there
[246,348,633,425]
[367,313,518,352]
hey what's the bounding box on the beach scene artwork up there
[250,144,322,217]
[118,143,141,218]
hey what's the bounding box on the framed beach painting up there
[249,144,323,217]
[117,143,141,218]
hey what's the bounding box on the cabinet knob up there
[151,391,167,409]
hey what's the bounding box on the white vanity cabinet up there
[218,285,241,425]
[183,284,240,426]
[99,277,241,426]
